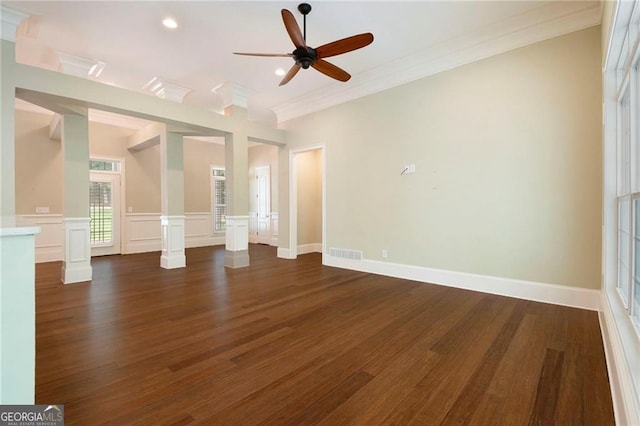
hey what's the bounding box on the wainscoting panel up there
[16,215,64,263]
[125,213,224,254]
[185,213,224,248]
[249,211,258,244]
[125,214,162,254]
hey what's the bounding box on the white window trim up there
[602,1,640,424]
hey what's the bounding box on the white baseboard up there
[186,235,225,248]
[599,292,640,425]
[297,243,322,255]
[277,247,295,259]
[323,255,601,311]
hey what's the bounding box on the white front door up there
[256,166,271,244]
[90,172,121,256]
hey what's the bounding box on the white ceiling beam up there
[127,122,164,151]
[8,48,285,143]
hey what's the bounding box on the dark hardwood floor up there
[35,244,614,425]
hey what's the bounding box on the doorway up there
[290,146,325,259]
[255,165,271,244]
[89,171,122,256]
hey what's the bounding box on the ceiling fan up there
[234,3,374,86]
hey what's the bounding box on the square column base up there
[225,215,250,269]
[161,215,186,269]
[62,218,92,284]
[225,250,250,268]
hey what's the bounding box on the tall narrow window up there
[617,89,634,309]
[212,168,226,233]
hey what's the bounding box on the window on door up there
[212,168,226,233]
[89,159,121,255]
[90,181,113,245]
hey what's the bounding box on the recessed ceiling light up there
[275,68,285,76]
[162,18,178,29]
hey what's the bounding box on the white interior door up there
[256,166,271,244]
[90,172,121,256]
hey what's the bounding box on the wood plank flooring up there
[35,244,614,425]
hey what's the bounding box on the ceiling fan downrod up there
[298,3,312,41]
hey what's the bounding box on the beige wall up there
[281,26,602,289]
[15,110,63,214]
[296,149,322,246]
[88,121,162,214]
[183,137,225,212]
[248,143,278,213]
[15,112,226,215]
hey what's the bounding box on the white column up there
[160,129,186,268]
[224,106,250,268]
[61,113,92,283]
[0,226,40,404]
[1,38,17,227]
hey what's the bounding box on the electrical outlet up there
[35,206,49,214]
[382,249,388,259]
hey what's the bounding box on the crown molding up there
[1,6,28,42]
[56,51,106,79]
[272,1,601,124]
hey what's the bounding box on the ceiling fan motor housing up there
[294,46,317,69]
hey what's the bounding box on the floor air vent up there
[329,247,363,260]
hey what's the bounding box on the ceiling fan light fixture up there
[275,68,286,76]
[162,17,178,29]
[233,3,374,86]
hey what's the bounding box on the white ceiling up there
[6,1,601,125]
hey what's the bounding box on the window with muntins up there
[212,168,226,233]
[90,159,120,172]
[614,29,640,333]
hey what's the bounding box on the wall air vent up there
[329,247,363,260]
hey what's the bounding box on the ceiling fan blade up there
[279,63,301,86]
[233,52,293,57]
[312,59,351,82]
[281,9,306,48]
[316,33,374,59]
